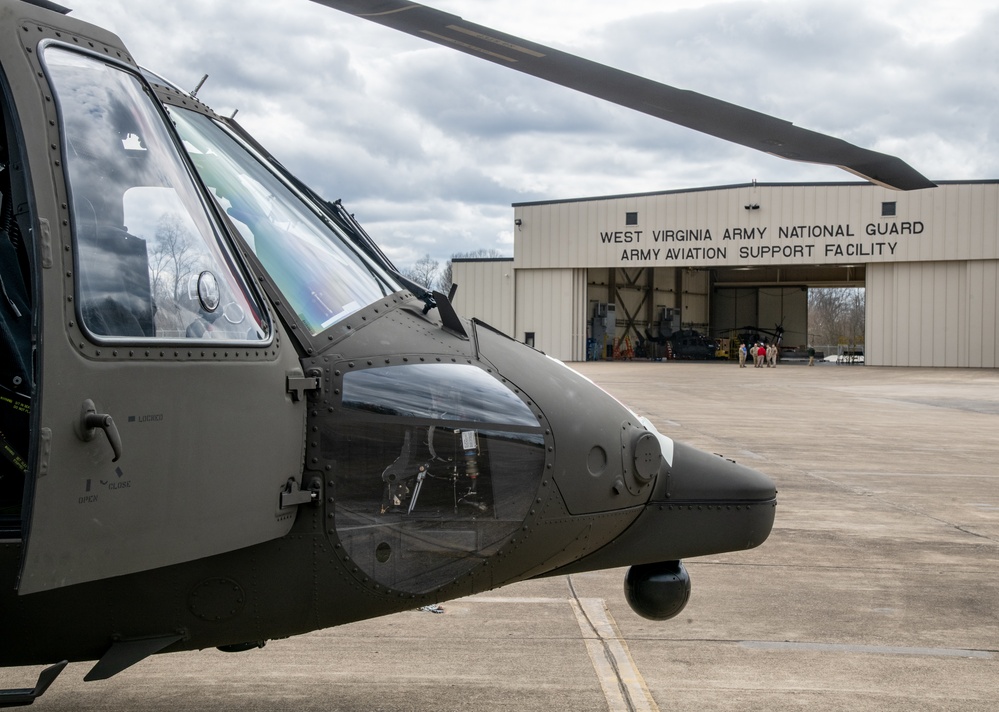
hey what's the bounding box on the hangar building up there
[452,181,999,368]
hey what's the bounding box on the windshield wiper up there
[325,198,437,314]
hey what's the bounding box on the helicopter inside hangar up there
[0,0,947,703]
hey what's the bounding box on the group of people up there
[738,342,778,368]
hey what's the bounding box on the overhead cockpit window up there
[165,108,400,336]
[42,47,268,342]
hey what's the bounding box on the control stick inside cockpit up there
[379,426,487,516]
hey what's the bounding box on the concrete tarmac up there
[3,362,998,710]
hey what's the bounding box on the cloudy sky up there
[65,0,997,271]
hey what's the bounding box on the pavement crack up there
[805,472,999,545]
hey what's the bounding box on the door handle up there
[78,399,122,462]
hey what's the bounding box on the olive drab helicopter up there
[0,0,932,704]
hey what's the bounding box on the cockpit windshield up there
[167,108,401,335]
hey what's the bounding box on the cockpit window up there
[331,364,545,593]
[166,107,400,336]
[43,47,268,342]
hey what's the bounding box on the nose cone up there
[471,322,775,569]
[668,440,776,504]
[649,440,776,559]
[549,437,777,575]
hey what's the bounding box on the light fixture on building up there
[744,203,760,210]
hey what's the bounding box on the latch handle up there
[280,477,320,509]
[286,369,322,402]
[79,399,122,462]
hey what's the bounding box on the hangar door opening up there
[586,267,712,357]
[711,287,808,350]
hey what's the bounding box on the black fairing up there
[545,440,777,577]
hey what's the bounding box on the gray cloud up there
[65,0,995,269]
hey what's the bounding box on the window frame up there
[40,42,273,348]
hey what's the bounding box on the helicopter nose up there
[657,440,777,558]
[547,431,777,577]
[668,440,776,505]
[469,322,775,559]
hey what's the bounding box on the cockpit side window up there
[0,70,33,530]
[42,47,269,343]
[0,86,31,387]
[0,71,34,537]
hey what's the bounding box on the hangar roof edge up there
[511,179,999,209]
[452,257,514,263]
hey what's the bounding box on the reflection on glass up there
[44,47,267,342]
[330,364,544,593]
[167,108,400,335]
[342,364,539,427]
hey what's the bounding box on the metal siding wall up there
[867,260,996,368]
[988,260,999,369]
[932,265,949,366]
[889,264,903,365]
[953,262,967,368]
[681,269,710,326]
[572,268,587,361]
[515,269,581,361]
[921,264,937,365]
[969,260,999,368]
[866,264,890,366]
[901,265,915,365]
[556,202,570,268]
[930,188,949,261]
[652,267,678,314]
[452,261,515,337]
[910,264,926,365]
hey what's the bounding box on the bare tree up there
[438,260,454,296]
[150,213,199,303]
[808,287,865,352]
[439,248,506,295]
[401,253,440,290]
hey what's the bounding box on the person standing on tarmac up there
[808,346,816,366]
[739,342,748,367]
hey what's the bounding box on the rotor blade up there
[311,0,935,191]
